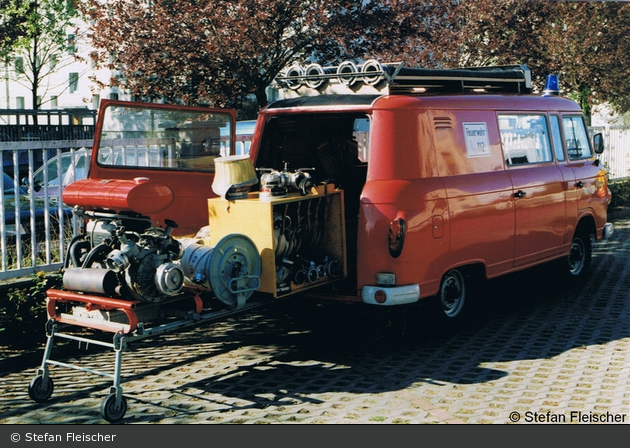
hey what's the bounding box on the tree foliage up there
[79,0,630,118]
[8,0,80,109]
[79,0,462,110]
[459,0,630,118]
[0,0,34,59]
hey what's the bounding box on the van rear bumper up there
[361,284,420,306]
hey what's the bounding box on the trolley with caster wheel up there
[30,295,267,423]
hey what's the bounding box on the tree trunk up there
[579,86,592,127]
[254,85,268,111]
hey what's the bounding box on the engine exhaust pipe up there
[63,268,119,296]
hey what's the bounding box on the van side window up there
[549,115,565,162]
[499,114,553,166]
[563,115,592,160]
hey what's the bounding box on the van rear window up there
[499,114,553,166]
[96,103,234,172]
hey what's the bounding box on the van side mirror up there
[593,133,604,154]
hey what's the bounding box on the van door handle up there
[575,181,584,188]
[514,190,527,198]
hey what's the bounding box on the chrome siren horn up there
[285,64,305,90]
[361,59,384,86]
[337,61,359,86]
[305,63,326,89]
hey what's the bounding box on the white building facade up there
[1,21,131,113]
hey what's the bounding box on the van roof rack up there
[274,60,532,97]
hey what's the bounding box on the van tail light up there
[388,217,406,258]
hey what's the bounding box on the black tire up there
[432,268,474,332]
[563,230,592,285]
[101,393,127,423]
[28,375,54,403]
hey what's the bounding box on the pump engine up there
[61,178,262,308]
[64,213,186,303]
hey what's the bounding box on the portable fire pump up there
[29,149,346,422]
[52,176,263,313]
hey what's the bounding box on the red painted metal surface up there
[62,178,174,215]
[46,289,142,334]
[252,93,610,300]
[76,93,610,303]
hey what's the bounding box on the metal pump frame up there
[29,292,268,423]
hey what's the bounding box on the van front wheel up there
[563,230,592,284]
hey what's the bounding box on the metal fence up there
[0,136,254,282]
[591,126,630,180]
[1,140,92,281]
[0,108,96,139]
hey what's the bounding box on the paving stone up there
[1,218,630,424]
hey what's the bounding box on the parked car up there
[220,120,256,155]
[21,148,91,201]
[3,171,71,237]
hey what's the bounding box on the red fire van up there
[254,62,613,323]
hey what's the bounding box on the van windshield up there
[255,114,370,186]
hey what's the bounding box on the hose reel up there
[179,234,261,309]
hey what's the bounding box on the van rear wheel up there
[432,268,473,331]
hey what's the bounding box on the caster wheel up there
[101,393,127,423]
[28,375,54,403]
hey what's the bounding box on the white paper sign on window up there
[463,122,491,158]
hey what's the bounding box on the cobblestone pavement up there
[1,219,629,424]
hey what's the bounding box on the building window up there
[92,94,100,109]
[51,96,58,108]
[50,54,58,69]
[69,72,79,93]
[67,34,77,54]
[14,57,24,74]
[16,97,25,109]
[109,93,119,100]
[89,51,98,68]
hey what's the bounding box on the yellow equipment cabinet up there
[208,185,347,298]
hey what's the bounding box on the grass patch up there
[0,271,62,348]
[608,178,630,209]
[2,220,73,271]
